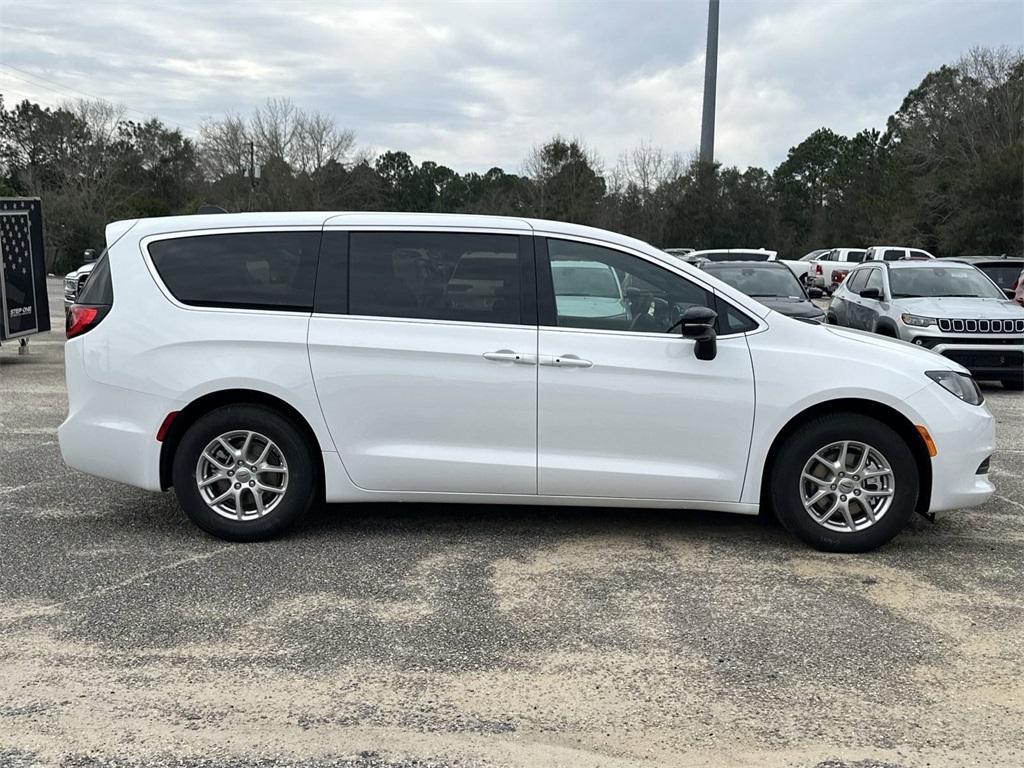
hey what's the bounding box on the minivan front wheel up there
[172,405,316,541]
[769,414,918,552]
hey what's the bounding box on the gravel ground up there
[1,280,1021,768]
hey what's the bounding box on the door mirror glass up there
[679,305,718,361]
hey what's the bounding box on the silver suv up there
[829,260,1024,390]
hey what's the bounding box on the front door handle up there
[483,349,536,365]
[546,354,593,368]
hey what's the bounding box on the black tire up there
[172,404,317,541]
[769,413,918,553]
[1001,377,1024,391]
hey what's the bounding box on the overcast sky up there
[0,0,1021,174]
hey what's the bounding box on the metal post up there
[699,0,720,166]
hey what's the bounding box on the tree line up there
[0,47,1019,274]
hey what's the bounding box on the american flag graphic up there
[1,199,40,336]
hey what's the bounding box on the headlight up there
[901,313,935,327]
[926,370,984,406]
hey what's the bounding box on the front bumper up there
[903,328,1024,380]
[906,383,995,513]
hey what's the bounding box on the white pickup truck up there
[810,246,936,292]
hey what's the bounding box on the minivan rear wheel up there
[172,405,316,541]
[769,413,918,552]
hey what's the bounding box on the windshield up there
[889,267,1006,299]
[706,265,804,298]
[551,262,620,298]
[699,251,772,262]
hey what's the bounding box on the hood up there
[756,296,825,320]
[895,296,1024,319]
[821,324,970,374]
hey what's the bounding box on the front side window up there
[845,268,867,294]
[846,250,867,263]
[149,231,320,311]
[864,268,884,295]
[883,249,906,261]
[544,238,747,334]
[348,231,524,325]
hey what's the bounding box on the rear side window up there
[77,252,113,305]
[348,231,525,325]
[148,231,320,311]
[847,250,867,262]
[883,249,905,261]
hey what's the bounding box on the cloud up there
[0,0,1020,173]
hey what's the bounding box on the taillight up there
[815,264,822,274]
[66,304,109,339]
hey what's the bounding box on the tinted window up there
[847,250,867,263]
[149,231,320,310]
[77,252,113,305]
[349,232,523,324]
[864,269,884,294]
[909,250,932,259]
[545,239,722,333]
[819,251,834,261]
[705,265,803,298]
[883,249,905,261]
[977,264,1021,290]
[845,269,867,294]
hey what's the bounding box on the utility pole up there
[247,140,261,211]
[699,0,720,166]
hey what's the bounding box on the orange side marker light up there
[916,425,937,457]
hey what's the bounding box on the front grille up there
[77,274,91,294]
[938,318,1024,334]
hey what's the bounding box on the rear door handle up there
[483,349,536,365]
[543,354,593,368]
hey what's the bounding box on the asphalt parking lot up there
[1,279,1022,768]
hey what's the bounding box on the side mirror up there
[679,305,718,361]
[1004,289,1015,300]
[860,287,882,300]
[807,287,824,299]
[82,249,97,264]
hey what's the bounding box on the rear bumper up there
[58,340,170,492]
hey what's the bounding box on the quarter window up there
[149,231,320,311]
[348,232,524,325]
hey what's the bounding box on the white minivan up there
[59,213,996,552]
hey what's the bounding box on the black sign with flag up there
[0,197,50,340]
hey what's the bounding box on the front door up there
[536,237,756,502]
[307,229,538,494]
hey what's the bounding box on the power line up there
[0,62,200,135]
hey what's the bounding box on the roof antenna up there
[197,204,228,215]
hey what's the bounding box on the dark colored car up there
[947,256,1024,299]
[700,261,826,322]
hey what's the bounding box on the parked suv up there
[60,213,996,552]
[829,260,1024,389]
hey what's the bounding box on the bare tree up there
[294,111,356,174]
[251,97,298,164]
[198,112,249,180]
